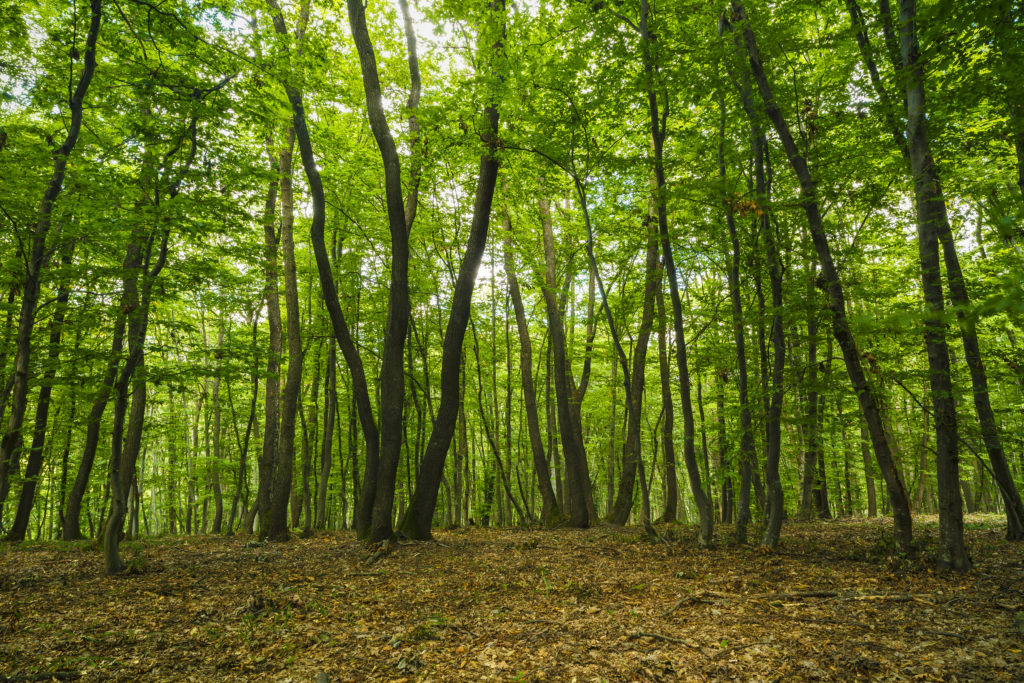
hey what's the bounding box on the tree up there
[727,0,914,554]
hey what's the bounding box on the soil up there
[2,515,1023,681]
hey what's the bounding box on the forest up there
[3,0,1024,678]
[2,0,1024,581]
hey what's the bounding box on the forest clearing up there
[2,518,1023,681]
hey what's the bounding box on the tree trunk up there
[210,326,225,534]
[801,269,820,520]
[5,242,74,541]
[254,150,281,537]
[718,97,756,542]
[316,340,336,529]
[897,0,970,570]
[640,0,713,545]
[501,210,561,526]
[728,0,913,553]
[227,311,260,533]
[539,191,590,528]
[0,0,101,518]
[343,0,413,543]
[397,17,503,537]
[655,274,679,523]
[105,229,169,571]
[608,217,660,525]
[265,130,304,542]
[716,369,732,524]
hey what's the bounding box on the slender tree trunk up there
[210,326,225,534]
[227,311,260,533]
[640,0,713,545]
[897,0,969,570]
[0,0,101,517]
[343,0,413,542]
[816,337,834,518]
[716,369,732,524]
[397,21,503,538]
[105,230,169,572]
[720,22,785,548]
[728,0,913,553]
[718,97,756,542]
[862,423,878,516]
[5,243,74,541]
[801,268,820,519]
[655,275,679,523]
[539,191,590,528]
[316,340,336,529]
[265,0,385,541]
[265,130,304,542]
[608,218,660,525]
[501,210,561,525]
[256,147,282,536]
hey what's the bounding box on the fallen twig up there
[0,673,80,683]
[712,640,771,660]
[628,631,703,652]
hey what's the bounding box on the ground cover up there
[2,515,1023,681]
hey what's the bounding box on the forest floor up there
[1,515,1023,682]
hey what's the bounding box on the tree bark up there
[343,0,414,542]
[608,217,660,525]
[264,0,387,540]
[639,0,713,545]
[264,129,304,542]
[397,6,503,537]
[0,0,101,518]
[539,191,590,528]
[500,210,561,526]
[728,0,913,553]
[897,0,970,570]
[5,242,74,541]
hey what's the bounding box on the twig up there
[919,629,968,640]
[662,594,711,617]
[0,673,80,683]
[712,640,771,660]
[628,631,704,652]
[665,589,934,613]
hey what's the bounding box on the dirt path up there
[2,516,1023,681]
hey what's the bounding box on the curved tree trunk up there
[0,0,101,521]
[500,210,561,526]
[639,0,714,546]
[5,243,74,541]
[539,191,590,528]
[728,0,913,553]
[608,221,660,525]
